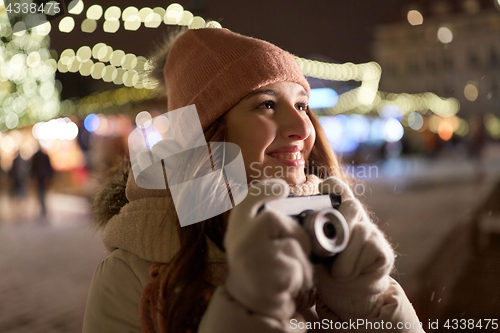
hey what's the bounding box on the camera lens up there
[323,222,336,239]
[300,208,349,258]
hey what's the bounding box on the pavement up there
[0,192,107,333]
[358,151,500,331]
[0,151,499,333]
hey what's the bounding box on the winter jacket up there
[83,175,425,332]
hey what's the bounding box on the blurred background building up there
[375,0,500,146]
[0,0,499,332]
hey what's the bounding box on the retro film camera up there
[260,193,349,263]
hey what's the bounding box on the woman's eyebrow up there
[244,89,276,100]
[244,88,308,100]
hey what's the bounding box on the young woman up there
[83,27,424,333]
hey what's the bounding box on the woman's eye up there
[297,103,308,111]
[259,100,275,109]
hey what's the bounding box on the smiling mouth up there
[269,152,302,160]
[267,151,305,167]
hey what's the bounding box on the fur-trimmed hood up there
[92,163,130,228]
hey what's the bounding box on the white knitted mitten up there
[315,177,395,321]
[224,179,314,321]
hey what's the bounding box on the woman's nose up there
[278,105,311,141]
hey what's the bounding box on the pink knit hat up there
[164,28,310,131]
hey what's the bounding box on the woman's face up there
[225,82,316,185]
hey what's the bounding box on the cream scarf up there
[102,174,322,265]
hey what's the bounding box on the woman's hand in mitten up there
[224,179,314,321]
[315,177,395,321]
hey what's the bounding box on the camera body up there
[260,193,349,263]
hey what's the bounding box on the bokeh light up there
[60,49,75,64]
[146,131,163,148]
[33,119,79,140]
[76,46,92,62]
[1,135,16,153]
[139,7,153,22]
[86,4,103,20]
[92,43,106,59]
[190,16,206,29]
[26,52,41,68]
[485,114,500,139]
[348,114,370,143]
[438,121,453,141]
[110,50,125,67]
[153,116,170,134]
[68,0,84,15]
[455,119,469,137]
[97,46,113,62]
[124,16,141,31]
[205,21,222,29]
[113,68,125,85]
[464,83,478,101]
[145,13,162,28]
[104,6,122,20]
[59,17,75,33]
[408,112,424,130]
[79,60,94,76]
[91,62,105,79]
[319,115,390,153]
[103,20,120,33]
[309,88,339,109]
[34,21,51,36]
[384,118,404,142]
[428,115,441,133]
[121,54,137,70]
[165,3,183,24]
[380,105,403,120]
[12,22,27,35]
[407,10,423,26]
[6,113,19,129]
[136,111,152,128]
[122,7,139,21]
[179,11,194,26]
[437,27,453,44]
[94,114,110,136]
[153,7,166,19]
[84,113,99,132]
[81,19,97,33]
[102,65,117,82]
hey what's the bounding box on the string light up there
[103,20,120,33]
[164,3,184,24]
[68,0,84,15]
[124,16,141,31]
[0,2,463,131]
[59,17,75,33]
[122,7,139,21]
[56,44,153,90]
[0,8,61,131]
[81,19,97,33]
[104,6,122,21]
[86,4,103,20]
[317,89,459,118]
